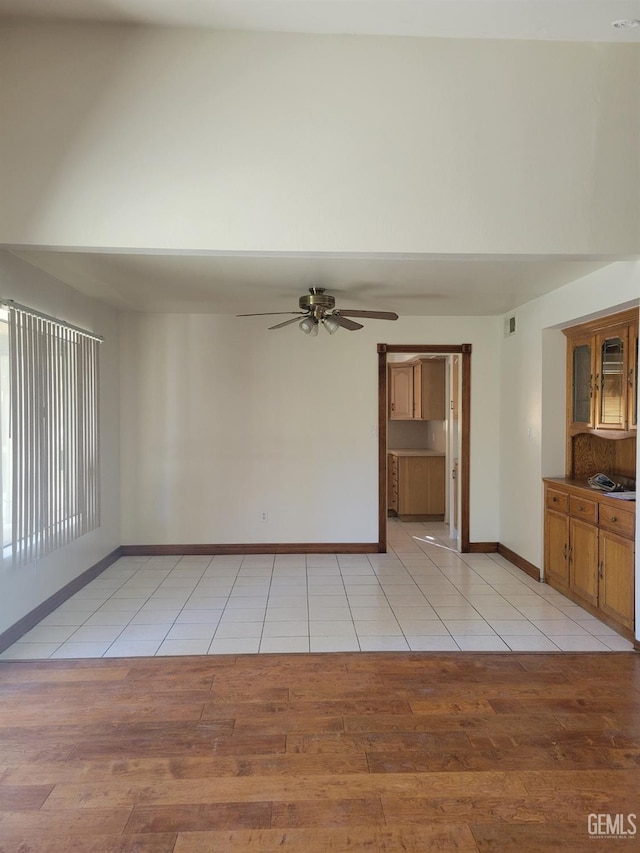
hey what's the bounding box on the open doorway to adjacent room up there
[377,344,471,553]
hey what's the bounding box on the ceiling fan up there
[237,287,399,335]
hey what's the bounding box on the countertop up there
[388,448,446,457]
[543,477,636,508]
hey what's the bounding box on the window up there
[0,302,102,563]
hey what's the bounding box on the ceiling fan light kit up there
[323,316,340,335]
[237,287,399,335]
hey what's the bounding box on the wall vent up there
[504,315,516,337]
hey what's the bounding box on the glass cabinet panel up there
[598,335,625,427]
[572,343,592,425]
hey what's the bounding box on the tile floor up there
[1,520,634,659]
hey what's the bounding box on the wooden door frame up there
[378,344,472,552]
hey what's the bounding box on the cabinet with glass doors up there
[566,310,638,435]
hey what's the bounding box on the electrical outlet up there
[261,512,268,522]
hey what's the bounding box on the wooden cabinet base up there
[543,477,635,641]
[388,453,445,516]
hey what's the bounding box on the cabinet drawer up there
[599,505,635,539]
[569,495,598,524]
[546,488,569,513]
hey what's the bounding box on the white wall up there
[0,251,120,635]
[499,262,639,592]
[1,23,638,255]
[120,313,500,545]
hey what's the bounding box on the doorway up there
[377,344,471,552]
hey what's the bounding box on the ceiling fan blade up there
[336,310,399,320]
[236,312,305,317]
[268,317,303,330]
[331,314,364,331]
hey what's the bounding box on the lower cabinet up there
[544,508,570,592]
[599,530,635,631]
[389,453,445,517]
[543,480,635,636]
[569,517,599,607]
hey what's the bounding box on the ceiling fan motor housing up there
[299,287,335,318]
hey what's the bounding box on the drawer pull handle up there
[611,516,617,523]
[578,505,584,511]
[552,496,558,503]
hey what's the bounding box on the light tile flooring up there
[1,521,634,659]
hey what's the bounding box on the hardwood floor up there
[0,652,639,852]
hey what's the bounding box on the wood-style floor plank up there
[0,833,178,853]
[0,652,638,852]
[172,825,480,852]
[125,801,273,833]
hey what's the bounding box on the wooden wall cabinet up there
[543,480,635,636]
[388,365,414,419]
[389,359,446,421]
[567,333,595,431]
[413,359,446,420]
[565,309,638,437]
[545,308,636,640]
[388,452,445,517]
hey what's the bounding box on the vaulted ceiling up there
[1,1,637,314]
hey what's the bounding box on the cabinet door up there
[599,530,635,631]
[389,365,414,419]
[424,456,445,514]
[568,335,595,429]
[398,456,445,515]
[569,517,598,606]
[544,509,570,591]
[415,358,446,420]
[629,320,638,431]
[595,326,627,430]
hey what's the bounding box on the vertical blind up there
[7,304,101,563]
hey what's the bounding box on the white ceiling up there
[0,0,639,42]
[10,249,610,316]
[2,3,634,314]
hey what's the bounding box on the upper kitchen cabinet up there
[389,358,446,421]
[565,309,638,436]
[567,333,594,430]
[595,324,627,431]
[414,358,446,421]
[388,364,414,419]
